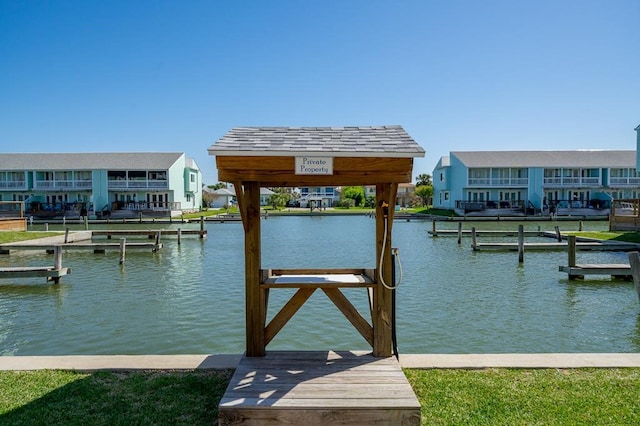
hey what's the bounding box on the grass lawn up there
[0,231,63,244]
[1,368,639,425]
[568,231,640,244]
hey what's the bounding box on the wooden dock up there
[218,351,420,426]
[429,229,544,237]
[0,242,161,254]
[0,265,71,283]
[473,241,638,251]
[559,264,631,280]
[91,229,206,238]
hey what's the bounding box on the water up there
[1,216,639,356]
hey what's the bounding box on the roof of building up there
[208,126,425,158]
[451,150,636,168]
[0,153,185,170]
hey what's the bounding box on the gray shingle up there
[208,126,425,158]
[0,153,185,171]
[452,150,636,168]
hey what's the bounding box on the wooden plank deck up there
[0,266,70,283]
[218,350,420,426]
[0,242,161,253]
[91,229,206,238]
[429,230,544,237]
[559,263,631,279]
[473,242,638,251]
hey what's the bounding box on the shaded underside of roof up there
[452,150,636,168]
[208,126,425,158]
[0,153,184,170]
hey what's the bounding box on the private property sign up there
[295,156,333,175]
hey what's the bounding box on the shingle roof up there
[208,126,425,158]
[452,150,636,168]
[0,153,184,170]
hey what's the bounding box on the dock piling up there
[119,238,126,265]
[64,228,70,244]
[457,222,462,244]
[628,252,640,300]
[518,225,524,262]
[568,236,577,268]
[177,228,182,245]
[554,225,562,242]
[471,227,477,250]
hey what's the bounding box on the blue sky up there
[1,0,639,184]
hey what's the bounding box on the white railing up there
[543,177,600,186]
[107,180,168,189]
[0,181,27,189]
[468,178,528,186]
[35,180,93,189]
[609,177,640,186]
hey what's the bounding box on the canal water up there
[1,216,639,356]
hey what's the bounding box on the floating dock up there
[218,351,420,426]
[0,265,70,283]
[559,264,631,280]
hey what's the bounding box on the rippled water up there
[1,216,639,355]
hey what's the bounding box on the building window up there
[440,173,444,182]
[190,173,196,183]
[444,192,449,201]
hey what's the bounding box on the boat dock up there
[218,350,420,426]
[472,241,638,251]
[91,229,206,238]
[559,264,631,280]
[0,246,70,283]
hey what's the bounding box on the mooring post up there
[53,245,62,270]
[579,221,583,231]
[471,227,477,250]
[84,215,89,230]
[45,223,48,232]
[200,216,205,237]
[627,252,640,300]
[119,238,126,265]
[155,230,162,246]
[518,224,524,263]
[554,225,562,242]
[64,227,70,244]
[457,222,462,244]
[568,235,576,267]
[432,220,436,236]
[177,228,182,245]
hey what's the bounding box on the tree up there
[416,174,432,187]
[415,185,433,207]
[342,186,366,207]
[207,182,228,190]
[268,188,290,210]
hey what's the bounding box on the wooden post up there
[155,230,162,245]
[432,220,436,236]
[374,183,397,357]
[119,238,126,265]
[471,227,477,250]
[84,215,89,230]
[53,245,62,270]
[237,181,265,357]
[627,252,640,300]
[177,228,182,245]
[200,216,205,238]
[518,224,524,263]
[568,235,576,267]
[554,225,562,242]
[45,223,48,231]
[457,222,462,245]
[64,228,70,244]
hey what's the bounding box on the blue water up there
[1,216,638,355]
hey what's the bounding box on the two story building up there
[433,150,639,216]
[0,152,202,218]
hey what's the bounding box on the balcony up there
[108,180,168,190]
[609,177,640,186]
[0,180,27,190]
[34,180,93,190]
[467,178,528,187]
[543,177,600,187]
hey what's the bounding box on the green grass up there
[567,231,640,243]
[0,370,232,425]
[2,368,639,425]
[0,231,63,244]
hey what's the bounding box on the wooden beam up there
[241,182,265,357]
[264,287,316,346]
[373,183,397,357]
[218,157,414,186]
[322,288,374,347]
